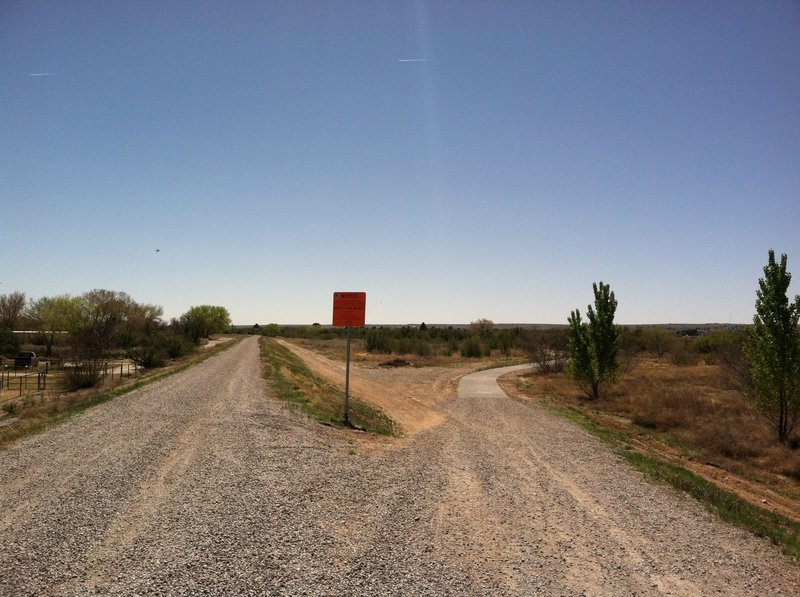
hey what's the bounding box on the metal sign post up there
[333,292,366,427]
[344,326,352,426]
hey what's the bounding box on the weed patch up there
[546,402,800,559]
[260,338,396,436]
[0,337,241,450]
[510,360,800,560]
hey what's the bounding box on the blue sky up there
[2,1,799,325]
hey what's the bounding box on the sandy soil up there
[2,337,799,595]
[274,338,480,437]
[496,369,800,525]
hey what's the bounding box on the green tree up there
[26,294,83,356]
[180,305,231,343]
[567,282,620,400]
[744,250,800,443]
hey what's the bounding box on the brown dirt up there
[497,369,800,525]
[4,337,800,594]
[278,341,800,525]
[274,339,481,438]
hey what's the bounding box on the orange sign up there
[333,292,366,327]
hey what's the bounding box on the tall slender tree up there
[567,282,619,400]
[745,250,800,443]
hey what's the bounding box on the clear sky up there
[2,1,799,326]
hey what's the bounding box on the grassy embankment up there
[259,337,396,436]
[0,337,242,449]
[509,359,800,560]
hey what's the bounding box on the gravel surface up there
[1,337,799,595]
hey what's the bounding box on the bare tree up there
[0,291,27,330]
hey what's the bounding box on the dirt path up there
[274,338,478,437]
[1,337,799,595]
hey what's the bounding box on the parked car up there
[14,351,39,369]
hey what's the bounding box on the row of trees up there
[0,290,231,368]
[566,250,800,444]
[247,319,522,358]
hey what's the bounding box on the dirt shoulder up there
[273,339,482,437]
[497,369,800,525]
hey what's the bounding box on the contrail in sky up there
[29,72,57,76]
[397,58,428,62]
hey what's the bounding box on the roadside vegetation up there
[1,288,233,435]
[509,250,800,558]
[259,337,396,435]
[0,336,239,449]
[509,328,800,558]
[242,318,531,368]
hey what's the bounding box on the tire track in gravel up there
[2,338,800,595]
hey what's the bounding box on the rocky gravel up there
[1,337,799,595]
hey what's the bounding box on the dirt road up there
[1,337,798,595]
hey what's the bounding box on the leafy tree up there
[26,294,83,356]
[567,282,620,399]
[744,250,800,443]
[469,318,495,338]
[180,305,231,343]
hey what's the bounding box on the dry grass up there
[0,337,241,449]
[515,357,800,490]
[290,337,528,369]
[259,338,397,435]
[507,355,800,556]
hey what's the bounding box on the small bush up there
[460,336,485,358]
[63,361,103,391]
[162,335,195,359]
[670,345,699,366]
[393,337,415,355]
[365,329,392,353]
[2,401,19,416]
[127,344,167,368]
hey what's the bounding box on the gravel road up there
[1,337,799,595]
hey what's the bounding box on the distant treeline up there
[232,320,748,363]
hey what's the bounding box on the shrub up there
[460,336,484,358]
[365,328,392,353]
[2,401,19,416]
[0,326,20,356]
[127,345,167,368]
[415,339,432,357]
[670,341,699,366]
[161,334,194,359]
[393,337,415,355]
[63,360,103,391]
[639,327,679,357]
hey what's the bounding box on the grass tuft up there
[551,402,800,560]
[259,338,397,436]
